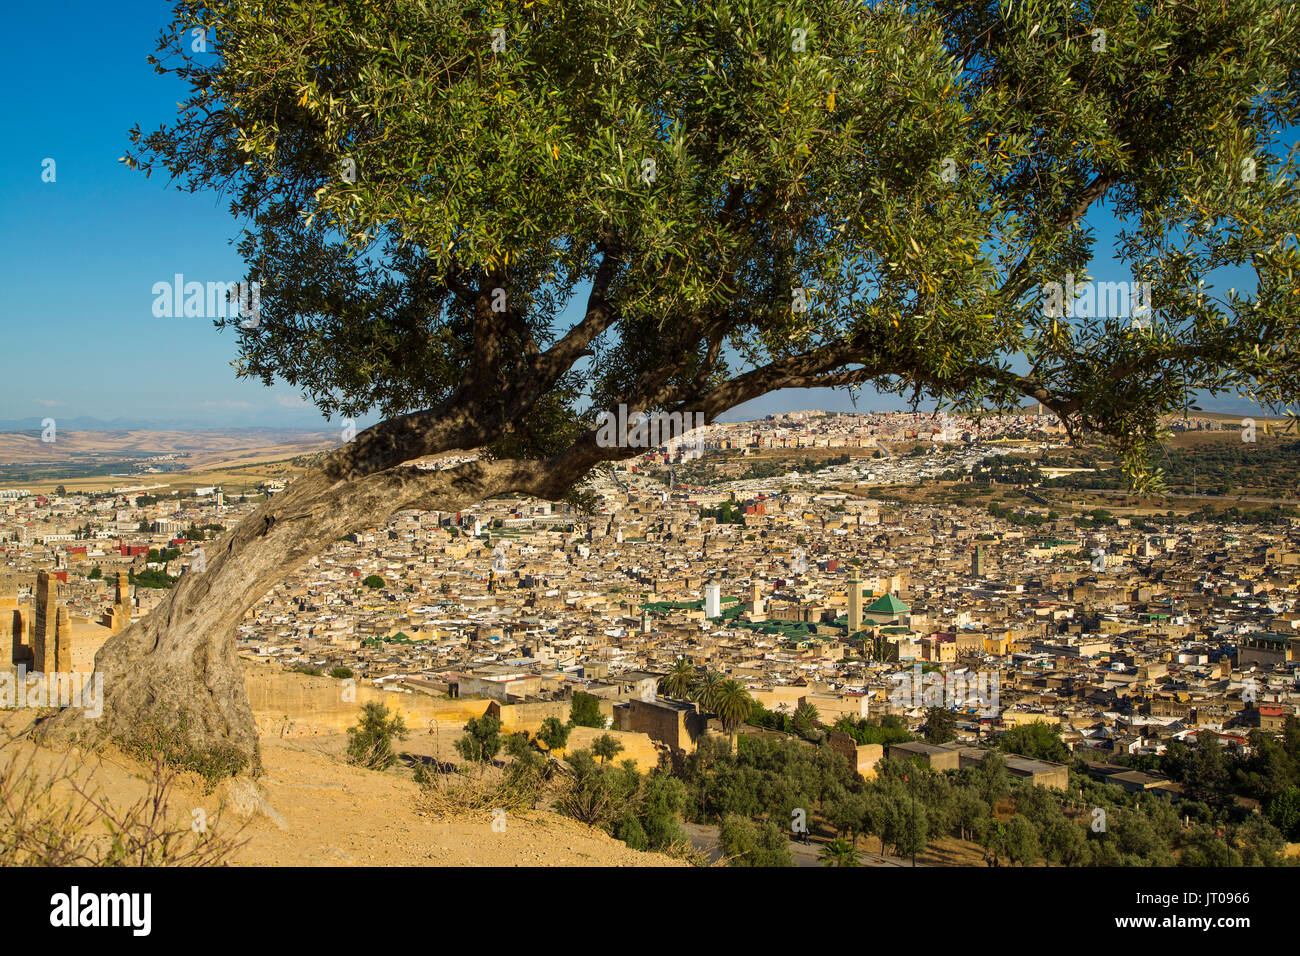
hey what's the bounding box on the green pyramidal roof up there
[866,593,909,614]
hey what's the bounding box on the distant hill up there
[0,428,337,468]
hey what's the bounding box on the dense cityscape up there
[6,408,1300,870]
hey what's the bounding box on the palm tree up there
[710,679,754,751]
[820,837,861,867]
[658,657,695,699]
[693,670,724,711]
[792,701,821,739]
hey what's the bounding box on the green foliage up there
[719,814,794,867]
[792,701,821,739]
[710,679,755,742]
[454,714,503,764]
[657,658,696,699]
[922,707,958,744]
[569,692,606,729]
[1267,786,1300,841]
[502,733,551,805]
[671,714,1297,866]
[346,702,408,771]
[700,502,745,524]
[990,816,1039,867]
[998,720,1070,763]
[361,574,385,589]
[120,719,251,792]
[558,749,687,852]
[127,0,1300,495]
[679,735,857,825]
[129,568,176,590]
[537,716,572,751]
[592,733,625,765]
[832,714,914,747]
[290,664,322,676]
[328,666,354,679]
[819,836,861,867]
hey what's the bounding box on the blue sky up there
[0,2,1275,431]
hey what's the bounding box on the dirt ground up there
[1,712,682,867]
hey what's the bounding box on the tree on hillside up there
[537,716,572,752]
[49,0,1300,772]
[718,814,795,867]
[454,714,503,764]
[345,702,408,771]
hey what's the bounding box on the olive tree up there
[46,0,1300,771]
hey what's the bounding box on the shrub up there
[118,719,249,792]
[454,715,503,764]
[415,761,540,820]
[346,702,408,770]
[1,731,246,865]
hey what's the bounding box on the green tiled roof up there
[867,593,909,614]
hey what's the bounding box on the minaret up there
[704,581,721,619]
[847,574,863,632]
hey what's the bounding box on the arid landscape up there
[0,428,339,494]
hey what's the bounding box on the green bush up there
[569,692,605,729]
[454,715,503,764]
[346,702,408,770]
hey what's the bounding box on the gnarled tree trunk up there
[38,428,549,772]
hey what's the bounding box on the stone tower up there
[101,570,133,634]
[847,574,863,633]
[33,570,58,673]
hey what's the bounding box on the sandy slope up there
[0,713,681,868]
